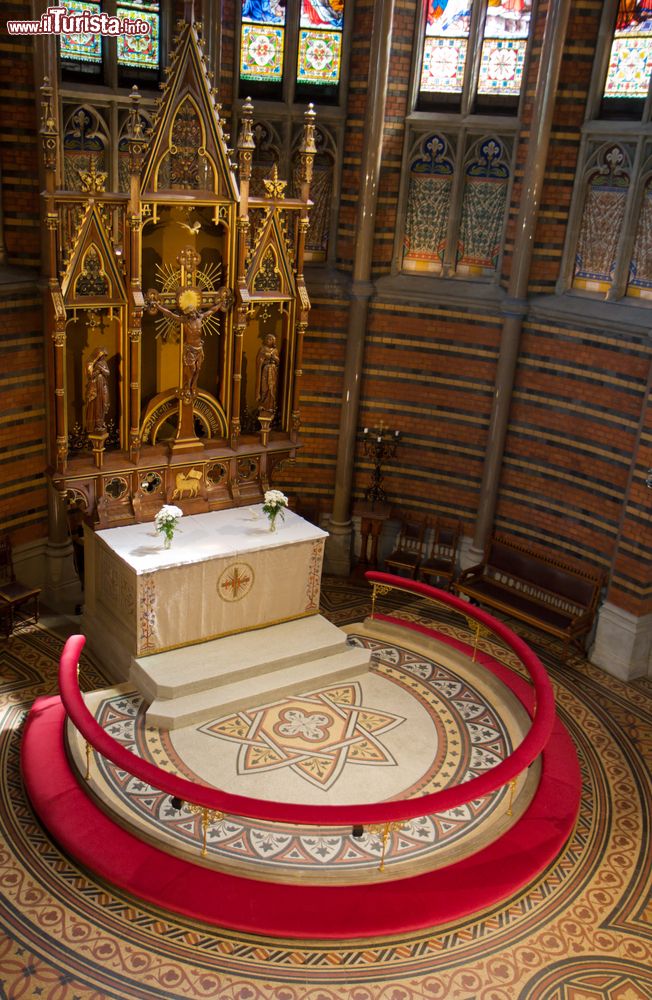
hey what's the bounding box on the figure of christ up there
[146,287,232,397]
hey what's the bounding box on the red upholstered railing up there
[58,573,557,827]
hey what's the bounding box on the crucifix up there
[146,245,233,451]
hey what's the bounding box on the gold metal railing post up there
[369,820,406,872]
[371,583,392,620]
[187,803,225,857]
[84,741,92,781]
[507,778,517,817]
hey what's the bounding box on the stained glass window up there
[420,1,472,94]
[418,1,532,104]
[603,0,652,99]
[477,0,532,96]
[59,2,102,64]
[297,1,344,86]
[240,1,287,83]
[117,4,160,70]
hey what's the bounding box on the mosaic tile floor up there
[65,624,534,884]
[1,579,651,998]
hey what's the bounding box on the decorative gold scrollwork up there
[371,583,393,619]
[186,803,225,857]
[368,820,408,872]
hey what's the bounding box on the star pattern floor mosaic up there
[66,629,533,883]
[1,577,651,999]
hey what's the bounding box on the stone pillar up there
[42,483,82,614]
[325,0,396,575]
[469,0,573,562]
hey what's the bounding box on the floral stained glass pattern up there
[241,24,285,81]
[420,1,472,94]
[297,1,344,86]
[477,0,532,96]
[59,2,102,64]
[297,29,342,84]
[603,0,652,98]
[240,1,286,82]
[116,6,159,69]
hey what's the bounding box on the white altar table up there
[83,506,327,668]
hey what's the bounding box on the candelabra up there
[361,424,400,504]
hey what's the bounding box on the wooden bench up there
[455,535,604,657]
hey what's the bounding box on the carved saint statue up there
[84,346,110,434]
[146,286,233,397]
[256,333,280,414]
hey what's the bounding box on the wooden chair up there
[0,535,41,638]
[419,517,462,591]
[385,519,426,578]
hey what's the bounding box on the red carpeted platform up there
[22,669,580,939]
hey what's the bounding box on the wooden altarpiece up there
[40,10,316,529]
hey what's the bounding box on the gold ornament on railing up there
[368,820,408,872]
[186,802,224,857]
[371,583,392,619]
[464,616,492,662]
[84,741,92,781]
[507,778,517,818]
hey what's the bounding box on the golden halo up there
[178,287,201,313]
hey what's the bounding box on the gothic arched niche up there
[62,105,109,191]
[141,206,229,407]
[573,142,633,293]
[156,94,217,191]
[65,309,122,453]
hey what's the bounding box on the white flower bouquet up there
[262,490,288,531]
[154,504,183,548]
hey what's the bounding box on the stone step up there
[146,644,371,730]
[130,615,351,703]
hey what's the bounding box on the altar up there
[83,506,327,679]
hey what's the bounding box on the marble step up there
[146,644,371,730]
[130,614,352,703]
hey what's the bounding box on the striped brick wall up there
[218,0,235,117]
[276,294,348,505]
[358,299,501,523]
[495,319,652,576]
[0,2,41,269]
[0,286,48,546]
[0,5,48,549]
[371,0,416,276]
[606,378,652,618]
[335,0,373,270]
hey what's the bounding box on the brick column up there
[470,0,573,560]
[326,0,396,576]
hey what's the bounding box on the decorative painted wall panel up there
[573,146,631,292]
[402,133,454,274]
[628,178,652,298]
[457,137,510,274]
